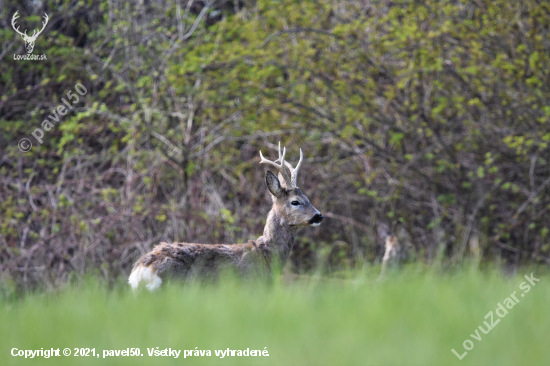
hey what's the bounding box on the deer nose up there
[309,213,324,226]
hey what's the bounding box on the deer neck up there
[257,208,298,266]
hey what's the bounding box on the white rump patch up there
[128,265,162,291]
[310,223,321,227]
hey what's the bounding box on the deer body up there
[128,241,268,291]
[129,143,323,290]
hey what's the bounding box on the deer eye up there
[291,201,301,206]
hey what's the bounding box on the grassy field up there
[1,266,549,366]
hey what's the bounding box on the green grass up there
[1,266,549,366]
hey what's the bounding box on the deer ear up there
[265,171,283,198]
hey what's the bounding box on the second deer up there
[377,222,405,277]
[129,142,324,290]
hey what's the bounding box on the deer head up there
[260,142,324,227]
[12,11,49,54]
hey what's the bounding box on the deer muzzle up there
[309,213,324,226]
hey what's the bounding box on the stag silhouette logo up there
[11,11,49,54]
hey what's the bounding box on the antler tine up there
[281,148,303,187]
[280,145,286,166]
[278,145,293,186]
[292,148,303,187]
[259,150,280,170]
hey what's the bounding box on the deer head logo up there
[11,11,49,54]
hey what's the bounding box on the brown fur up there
[134,240,271,280]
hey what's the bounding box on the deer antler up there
[259,142,303,188]
[29,13,49,40]
[281,148,303,187]
[259,142,293,188]
[11,11,28,38]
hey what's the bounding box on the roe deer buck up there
[129,142,324,290]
